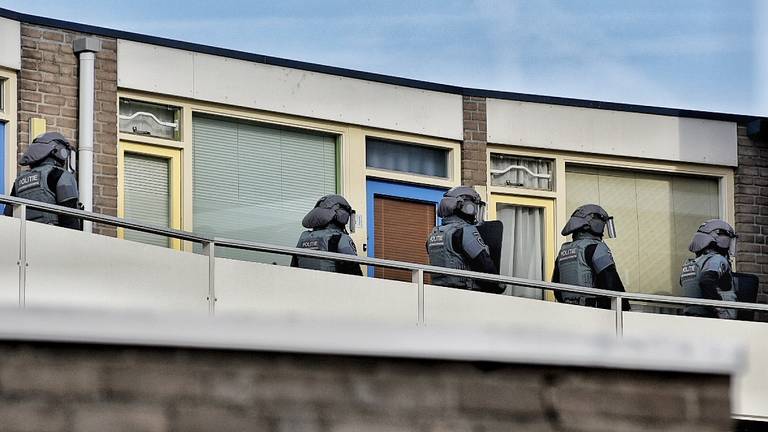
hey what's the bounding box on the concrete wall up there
[117,40,464,141]
[0,17,20,70]
[0,215,763,418]
[19,23,118,235]
[486,98,738,167]
[0,341,732,432]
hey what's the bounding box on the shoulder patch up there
[473,230,486,248]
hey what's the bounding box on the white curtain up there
[497,205,544,299]
[490,155,552,190]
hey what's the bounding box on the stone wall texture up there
[18,23,118,235]
[734,125,767,310]
[461,96,487,186]
[0,341,732,432]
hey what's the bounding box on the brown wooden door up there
[373,196,435,282]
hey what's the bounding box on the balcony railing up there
[2,194,767,336]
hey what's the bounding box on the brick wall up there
[19,23,118,235]
[462,96,487,186]
[735,126,767,308]
[0,341,732,432]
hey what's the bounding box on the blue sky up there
[4,0,766,116]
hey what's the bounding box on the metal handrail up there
[0,195,211,243]
[1,194,766,315]
[216,236,768,313]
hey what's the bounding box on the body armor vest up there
[427,219,478,290]
[680,252,736,319]
[14,165,59,225]
[294,227,344,273]
[556,237,601,305]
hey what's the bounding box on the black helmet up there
[562,204,616,238]
[688,219,737,255]
[302,194,356,232]
[20,132,74,168]
[438,186,485,223]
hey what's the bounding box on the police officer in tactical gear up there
[3,132,81,230]
[426,186,504,294]
[680,219,738,319]
[552,204,628,309]
[290,194,363,275]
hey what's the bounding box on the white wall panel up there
[487,99,738,166]
[0,18,20,70]
[0,217,19,306]
[117,40,463,140]
[118,41,194,97]
[425,286,616,336]
[24,222,208,312]
[215,258,418,324]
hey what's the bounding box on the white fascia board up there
[0,307,743,376]
[0,18,21,71]
[117,40,463,140]
[487,98,738,167]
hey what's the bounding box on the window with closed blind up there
[192,114,337,264]
[565,165,720,297]
[124,153,171,247]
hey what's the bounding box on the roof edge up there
[2,6,763,124]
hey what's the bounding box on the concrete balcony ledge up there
[0,307,744,376]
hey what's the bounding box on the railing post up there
[13,204,27,309]
[611,295,623,338]
[412,269,424,326]
[203,241,216,316]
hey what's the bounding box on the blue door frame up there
[365,179,447,277]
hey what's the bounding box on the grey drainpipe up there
[73,37,101,233]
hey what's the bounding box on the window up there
[119,98,181,140]
[123,153,172,247]
[366,138,448,178]
[192,115,337,264]
[490,196,555,300]
[490,154,553,191]
[565,166,720,297]
[119,143,182,249]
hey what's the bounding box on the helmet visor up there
[605,217,617,239]
[476,202,486,223]
[349,210,356,233]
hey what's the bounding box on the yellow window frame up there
[488,194,557,301]
[117,141,182,250]
[0,68,17,190]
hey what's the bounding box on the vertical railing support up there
[13,204,27,309]
[203,241,216,316]
[611,295,623,338]
[412,269,424,326]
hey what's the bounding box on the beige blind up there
[565,166,719,296]
[124,153,171,247]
